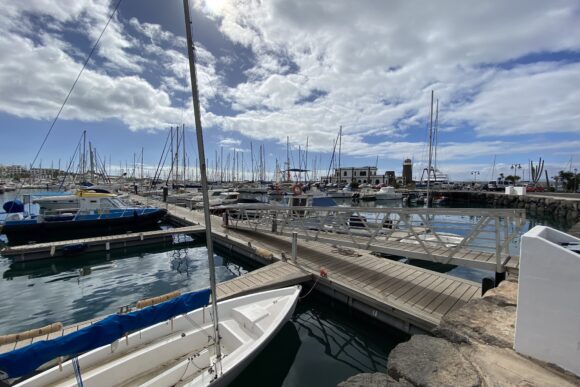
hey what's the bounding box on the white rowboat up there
[17,286,301,387]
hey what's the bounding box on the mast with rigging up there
[182,0,222,374]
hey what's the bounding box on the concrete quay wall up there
[439,191,580,221]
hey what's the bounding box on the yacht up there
[375,186,402,201]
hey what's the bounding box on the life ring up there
[292,184,303,196]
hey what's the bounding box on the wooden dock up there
[0,261,309,354]
[130,195,483,333]
[0,225,206,262]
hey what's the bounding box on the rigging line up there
[28,0,124,174]
[57,132,84,191]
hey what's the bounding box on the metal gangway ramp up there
[221,205,526,275]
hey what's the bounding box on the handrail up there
[221,204,527,272]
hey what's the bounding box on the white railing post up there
[291,232,298,263]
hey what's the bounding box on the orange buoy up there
[292,184,303,196]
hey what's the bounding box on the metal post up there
[271,211,277,233]
[182,0,221,365]
[291,232,298,262]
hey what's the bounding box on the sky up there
[0,0,579,182]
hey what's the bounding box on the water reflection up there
[0,241,246,335]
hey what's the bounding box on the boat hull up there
[2,209,167,245]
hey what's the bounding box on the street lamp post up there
[575,168,578,193]
[471,170,480,188]
[510,163,522,184]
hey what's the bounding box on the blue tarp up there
[3,200,23,214]
[0,288,210,380]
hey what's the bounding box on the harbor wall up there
[437,191,580,221]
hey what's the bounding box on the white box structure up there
[505,186,526,196]
[515,226,580,376]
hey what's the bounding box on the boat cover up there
[2,200,23,214]
[0,288,210,380]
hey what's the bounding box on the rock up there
[434,297,516,348]
[482,280,518,306]
[387,335,481,387]
[337,373,411,387]
[460,342,580,387]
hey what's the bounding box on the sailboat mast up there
[251,142,254,182]
[182,0,222,364]
[434,99,439,174]
[182,124,186,184]
[426,90,434,207]
[338,125,342,178]
[141,147,144,182]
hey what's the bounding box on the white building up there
[324,167,397,185]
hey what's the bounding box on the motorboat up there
[32,188,127,213]
[375,186,402,201]
[0,191,166,245]
[359,187,377,201]
[3,286,301,386]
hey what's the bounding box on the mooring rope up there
[72,357,84,387]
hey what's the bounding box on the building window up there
[343,171,347,176]
[360,171,366,176]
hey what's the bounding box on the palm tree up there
[497,173,505,183]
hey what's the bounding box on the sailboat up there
[0,1,301,385]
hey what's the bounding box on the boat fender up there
[292,184,302,196]
[0,322,63,345]
[254,247,273,259]
[319,267,328,277]
[136,290,181,309]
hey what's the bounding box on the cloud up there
[192,0,580,155]
[218,137,241,146]
[1,0,580,176]
[0,2,225,131]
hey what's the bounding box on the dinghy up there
[5,285,300,386]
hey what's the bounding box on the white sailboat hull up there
[17,286,301,387]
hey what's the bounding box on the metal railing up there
[221,205,527,272]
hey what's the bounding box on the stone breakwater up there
[441,191,580,221]
[339,281,580,387]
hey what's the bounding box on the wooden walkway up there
[0,261,309,355]
[231,222,517,273]
[131,195,482,332]
[0,225,206,262]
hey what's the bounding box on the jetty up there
[129,194,512,333]
[0,226,206,262]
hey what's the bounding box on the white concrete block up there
[515,226,580,376]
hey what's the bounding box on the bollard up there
[481,276,495,296]
[291,232,298,263]
[271,211,277,233]
[495,271,506,286]
[162,186,168,203]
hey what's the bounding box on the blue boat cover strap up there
[0,288,210,380]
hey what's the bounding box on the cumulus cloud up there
[1,0,579,180]
[192,0,580,155]
[0,1,225,131]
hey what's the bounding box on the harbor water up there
[0,191,574,385]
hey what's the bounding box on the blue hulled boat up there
[1,191,166,245]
